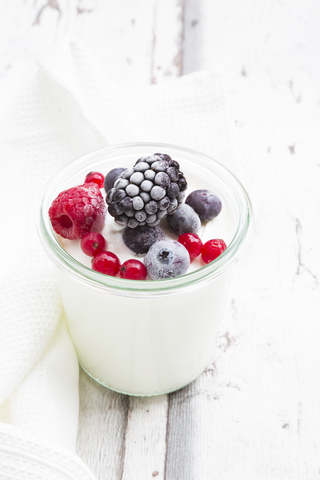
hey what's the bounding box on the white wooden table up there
[1,1,319,478]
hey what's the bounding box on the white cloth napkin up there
[0,37,256,479]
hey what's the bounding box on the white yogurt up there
[56,162,234,395]
[39,145,252,396]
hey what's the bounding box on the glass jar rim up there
[38,142,254,295]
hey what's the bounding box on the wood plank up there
[150,0,185,84]
[121,396,169,480]
[77,370,130,480]
[73,0,156,87]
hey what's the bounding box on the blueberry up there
[167,204,200,235]
[104,167,126,192]
[144,240,190,280]
[122,225,165,254]
[185,189,222,221]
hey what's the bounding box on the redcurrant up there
[84,171,105,189]
[80,232,106,257]
[92,251,120,276]
[178,232,203,261]
[119,259,147,280]
[201,239,227,264]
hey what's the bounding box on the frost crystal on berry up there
[105,153,188,228]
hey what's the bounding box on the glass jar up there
[38,143,253,396]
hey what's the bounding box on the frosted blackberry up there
[123,225,165,254]
[106,153,187,228]
[144,240,190,280]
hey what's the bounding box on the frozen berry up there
[106,154,187,228]
[104,167,127,192]
[201,239,227,264]
[144,240,190,280]
[92,251,120,276]
[81,232,106,257]
[84,171,104,189]
[178,233,203,261]
[122,225,165,254]
[167,204,200,236]
[185,190,222,222]
[119,259,147,280]
[49,184,106,240]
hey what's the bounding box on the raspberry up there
[84,171,105,189]
[201,239,227,264]
[119,259,147,280]
[80,232,106,256]
[178,233,203,261]
[92,251,120,276]
[106,153,187,228]
[49,184,106,240]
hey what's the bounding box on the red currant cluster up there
[81,231,147,280]
[80,172,147,280]
[178,233,227,264]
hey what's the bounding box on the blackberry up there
[106,153,187,228]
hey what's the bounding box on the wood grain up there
[1,0,320,478]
